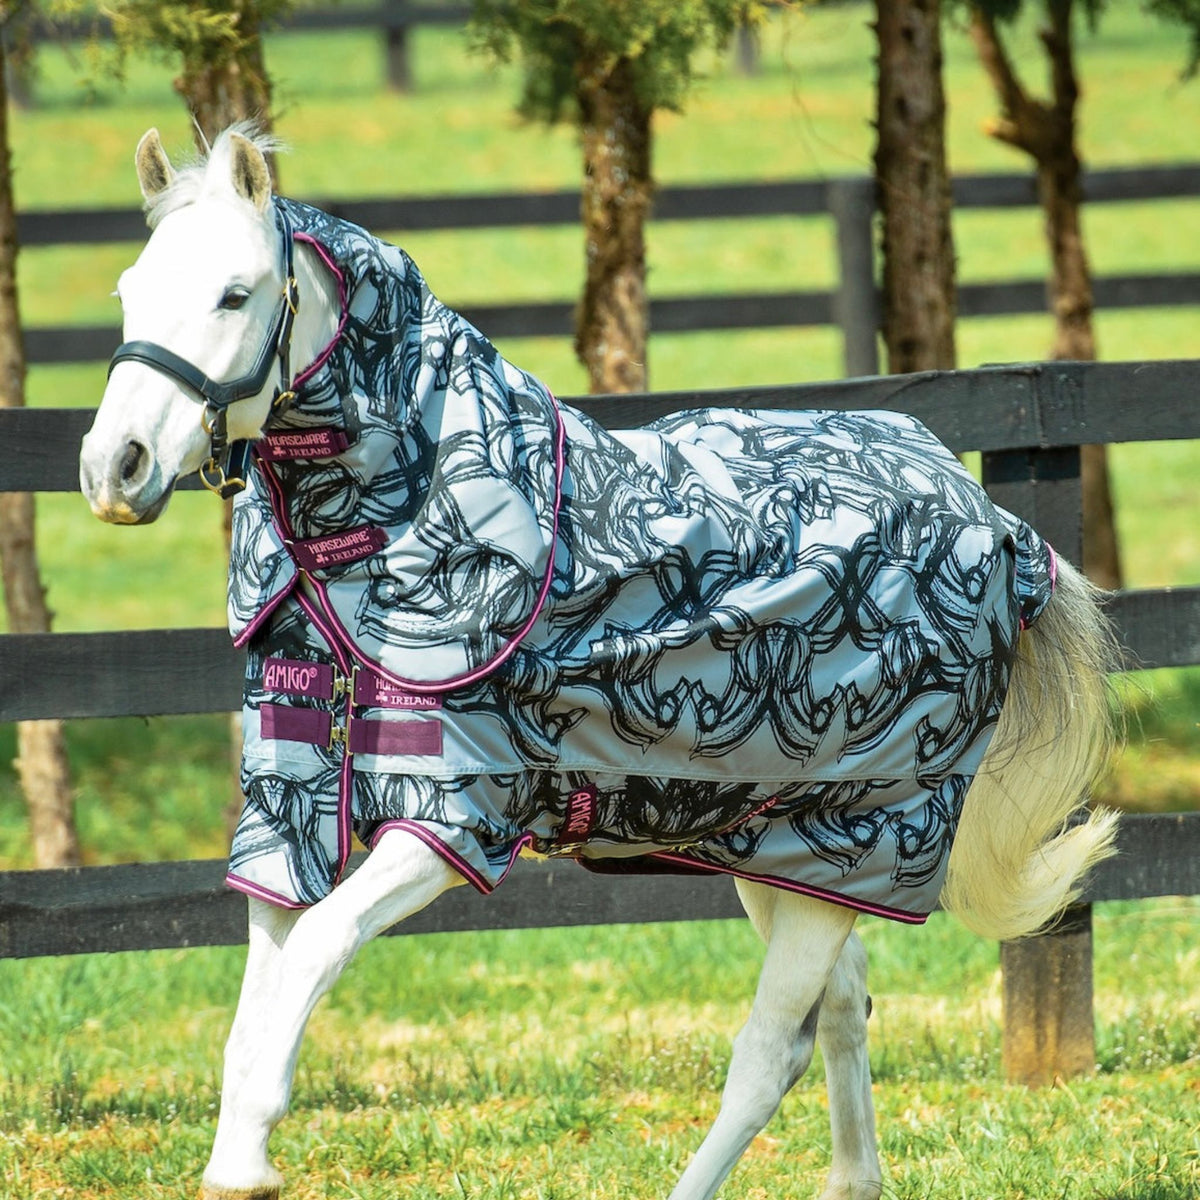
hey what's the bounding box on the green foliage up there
[468,0,764,122]
[81,0,294,88]
[955,0,1200,76]
[1144,0,1200,74]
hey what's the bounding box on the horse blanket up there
[226,200,1055,923]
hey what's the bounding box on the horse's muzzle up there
[79,434,176,524]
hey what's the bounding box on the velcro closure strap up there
[289,525,388,572]
[263,658,336,700]
[260,703,333,747]
[258,428,350,461]
[348,718,443,757]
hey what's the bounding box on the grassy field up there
[0,901,1197,1200]
[1,8,1198,1198]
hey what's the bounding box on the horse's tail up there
[939,556,1120,942]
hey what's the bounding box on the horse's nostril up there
[120,440,147,484]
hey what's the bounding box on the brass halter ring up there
[199,453,250,499]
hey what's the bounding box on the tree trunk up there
[1037,151,1122,588]
[0,51,81,868]
[177,2,275,153]
[873,0,957,373]
[574,54,653,394]
[969,1,1122,588]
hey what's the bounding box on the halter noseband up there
[107,199,300,499]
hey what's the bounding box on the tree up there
[965,0,1122,586]
[874,0,958,373]
[104,0,286,152]
[0,5,81,868]
[470,1,760,394]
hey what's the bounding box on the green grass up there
[0,901,1195,1198]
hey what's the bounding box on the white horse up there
[80,127,1118,1200]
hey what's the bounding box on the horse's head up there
[80,127,289,523]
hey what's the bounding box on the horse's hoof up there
[199,1185,280,1200]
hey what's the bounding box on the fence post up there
[827,177,879,378]
[384,0,413,92]
[982,429,1097,1086]
[999,904,1097,1084]
[734,21,760,75]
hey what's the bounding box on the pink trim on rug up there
[639,851,931,925]
[225,872,309,910]
[368,819,534,896]
[291,585,358,888]
[291,231,349,389]
[232,577,298,649]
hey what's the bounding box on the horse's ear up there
[135,128,175,205]
[228,132,273,213]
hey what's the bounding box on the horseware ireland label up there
[288,525,388,571]
[353,672,443,710]
[258,428,350,460]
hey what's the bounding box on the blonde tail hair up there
[939,556,1119,941]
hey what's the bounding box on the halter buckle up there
[199,457,232,496]
[199,440,252,499]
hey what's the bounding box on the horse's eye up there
[219,287,251,312]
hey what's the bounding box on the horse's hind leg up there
[200,828,461,1200]
[667,885,857,1200]
[816,931,881,1200]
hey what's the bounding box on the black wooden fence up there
[20,164,1200,381]
[2,359,1199,1085]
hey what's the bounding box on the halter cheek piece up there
[106,200,300,499]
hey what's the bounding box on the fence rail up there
[2,811,1196,962]
[18,165,1200,378]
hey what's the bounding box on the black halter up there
[107,199,300,499]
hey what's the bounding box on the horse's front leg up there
[201,829,463,1200]
[204,897,301,1200]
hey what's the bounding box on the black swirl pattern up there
[226,202,1054,920]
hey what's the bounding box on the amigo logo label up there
[263,658,333,699]
[558,785,598,845]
